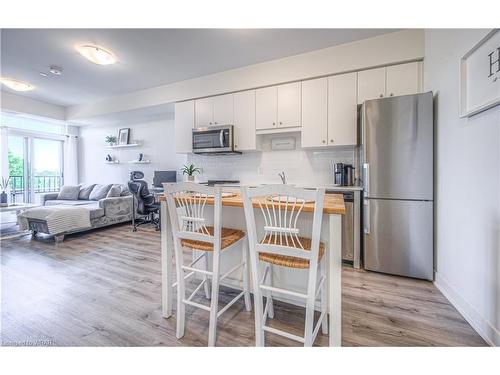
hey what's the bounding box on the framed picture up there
[118,128,130,145]
[460,29,500,118]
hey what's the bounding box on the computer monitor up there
[153,170,177,187]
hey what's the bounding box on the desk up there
[159,192,345,346]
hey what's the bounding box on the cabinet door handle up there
[279,122,282,125]
[389,93,394,97]
[209,122,213,125]
[214,122,218,124]
[272,122,276,126]
[379,94,383,98]
[322,140,326,144]
[330,139,334,143]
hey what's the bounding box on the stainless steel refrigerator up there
[361,92,434,280]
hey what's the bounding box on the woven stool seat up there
[258,235,325,269]
[181,226,246,251]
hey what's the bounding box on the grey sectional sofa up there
[39,183,133,237]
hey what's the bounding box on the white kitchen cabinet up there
[175,100,195,153]
[328,72,358,146]
[256,82,301,130]
[195,94,234,127]
[256,86,277,130]
[357,67,386,104]
[277,82,301,128]
[213,93,234,126]
[301,78,328,148]
[233,90,256,151]
[194,97,213,127]
[386,61,422,97]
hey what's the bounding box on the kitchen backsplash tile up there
[187,133,357,185]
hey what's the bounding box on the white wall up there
[188,134,356,185]
[78,118,186,185]
[424,29,500,346]
[67,30,424,121]
[1,91,66,121]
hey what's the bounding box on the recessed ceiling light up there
[49,65,64,75]
[76,44,117,65]
[0,77,34,91]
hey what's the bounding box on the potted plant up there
[0,176,11,207]
[105,135,117,146]
[181,163,201,182]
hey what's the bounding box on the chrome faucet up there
[278,171,286,184]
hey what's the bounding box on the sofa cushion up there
[45,200,94,206]
[89,184,113,200]
[107,185,122,198]
[57,185,81,200]
[78,184,96,200]
[43,200,104,219]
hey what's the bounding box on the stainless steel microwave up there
[192,125,241,155]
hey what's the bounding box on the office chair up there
[128,171,160,231]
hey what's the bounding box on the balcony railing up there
[8,175,63,200]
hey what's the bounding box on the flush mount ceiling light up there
[76,44,117,65]
[0,77,34,91]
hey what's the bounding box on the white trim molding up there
[435,272,500,346]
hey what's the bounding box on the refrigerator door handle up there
[364,199,370,235]
[363,163,370,198]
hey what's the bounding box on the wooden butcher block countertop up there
[159,192,345,215]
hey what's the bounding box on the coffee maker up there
[333,163,355,186]
[334,163,344,186]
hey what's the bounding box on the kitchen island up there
[159,191,345,346]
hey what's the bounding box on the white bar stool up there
[164,182,251,347]
[241,184,328,347]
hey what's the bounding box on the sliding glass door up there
[8,135,64,204]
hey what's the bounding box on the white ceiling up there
[1,29,397,107]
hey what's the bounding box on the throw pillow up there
[78,184,96,200]
[119,184,130,196]
[57,185,81,200]
[89,184,113,200]
[106,185,122,198]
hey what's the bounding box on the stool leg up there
[203,252,211,299]
[242,239,252,311]
[208,250,220,347]
[266,264,275,319]
[320,260,329,335]
[304,295,315,347]
[175,244,186,339]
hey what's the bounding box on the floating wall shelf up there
[105,161,120,164]
[107,143,141,149]
[128,160,151,164]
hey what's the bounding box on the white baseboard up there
[434,272,499,347]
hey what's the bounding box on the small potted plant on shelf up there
[181,163,201,182]
[105,135,117,146]
[0,176,11,207]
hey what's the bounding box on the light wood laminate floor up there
[0,224,486,346]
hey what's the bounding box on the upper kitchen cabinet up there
[256,82,301,131]
[386,61,422,97]
[357,62,423,104]
[175,100,195,153]
[194,97,213,127]
[195,93,234,127]
[357,67,386,104]
[213,94,234,125]
[233,90,256,151]
[255,86,277,130]
[277,82,301,128]
[328,72,358,146]
[301,77,328,148]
